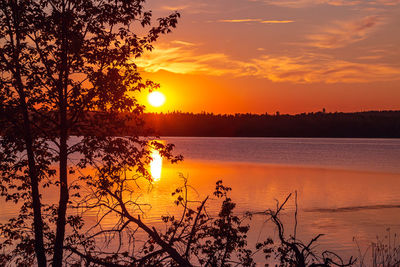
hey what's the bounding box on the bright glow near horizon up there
[148,91,166,107]
[138,0,400,114]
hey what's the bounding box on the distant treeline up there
[140,111,400,138]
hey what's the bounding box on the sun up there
[148,91,166,107]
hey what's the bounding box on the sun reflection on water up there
[150,148,163,181]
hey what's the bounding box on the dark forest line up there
[140,110,400,138]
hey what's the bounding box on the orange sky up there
[137,0,400,114]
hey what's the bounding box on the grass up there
[357,228,400,267]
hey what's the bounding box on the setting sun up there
[148,91,166,107]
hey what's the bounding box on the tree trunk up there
[52,73,69,266]
[52,125,68,267]
[52,3,70,264]
[11,2,47,264]
[19,98,48,267]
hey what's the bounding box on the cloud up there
[135,46,253,76]
[252,55,400,83]
[158,1,217,14]
[134,44,400,84]
[219,19,262,23]
[219,19,294,24]
[161,5,189,11]
[254,0,358,8]
[307,16,383,48]
[356,55,383,60]
[368,0,400,5]
[261,20,295,24]
[254,0,400,7]
[170,40,197,46]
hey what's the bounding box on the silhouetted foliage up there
[0,0,179,266]
[62,176,356,266]
[257,193,355,267]
[356,228,400,267]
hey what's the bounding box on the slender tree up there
[0,0,179,265]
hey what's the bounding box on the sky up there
[137,0,400,114]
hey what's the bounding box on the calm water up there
[1,137,400,263]
[166,137,400,173]
[155,137,400,261]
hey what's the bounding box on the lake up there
[146,137,400,262]
[1,137,400,263]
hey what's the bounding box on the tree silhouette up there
[0,0,179,265]
[0,1,363,266]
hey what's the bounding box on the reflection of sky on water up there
[155,160,400,262]
[163,137,400,174]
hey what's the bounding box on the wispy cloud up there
[254,0,400,7]
[261,20,295,24]
[219,19,261,23]
[356,55,383,60]
[159,2,217,14]
[170,40,197,46]
[161,5,189,11]
[253,55,400,83]
[219,18,294,24]
[323,0,361,6]
[253,0,356,8]
[307,16,383,48]
[134,44,400,83]
[369,0,400,6]
[135,46,258,76]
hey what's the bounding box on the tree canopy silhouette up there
[0,0,179,265]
